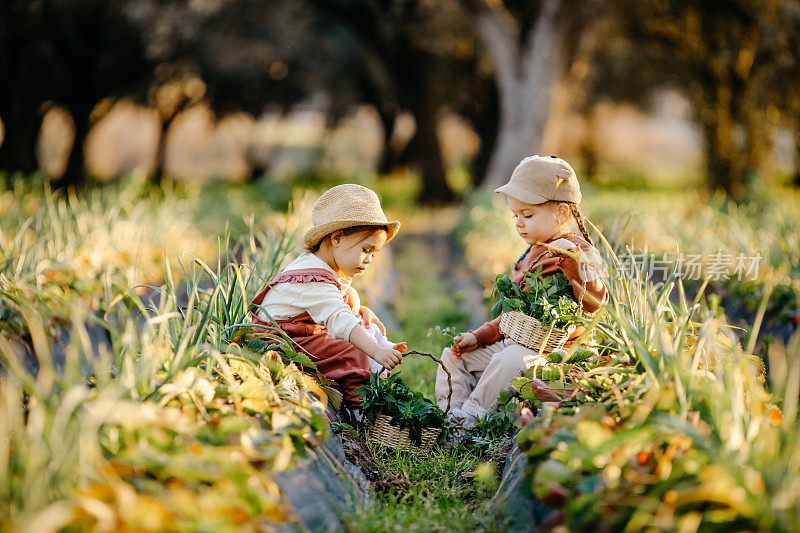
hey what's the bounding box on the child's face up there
[329,230,388,278]
[506,196,570,246]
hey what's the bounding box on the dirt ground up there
[339,431,411,494]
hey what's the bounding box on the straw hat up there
[303,184,401,248]
[495,155,582,204]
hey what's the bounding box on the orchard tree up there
[128,0,498,200]
[0,0,149,187]
[126,0,370,179]
[306,0,486,203]
[569,26,680,182]
[616,0,800,198]
[763,2,800,186]
[462,0,608,190]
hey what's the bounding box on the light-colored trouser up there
[435,338,546,419]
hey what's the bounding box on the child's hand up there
[563,324,586,346]
[452,332,478,354]
[373,347,403,370]
[358,306,386,335]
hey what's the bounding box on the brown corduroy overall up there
[250,268,371,406]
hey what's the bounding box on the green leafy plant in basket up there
[355,372,448,446]
[491,266,592,330]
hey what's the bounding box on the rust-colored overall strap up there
[249,267,344,324]
[249,267,349,362]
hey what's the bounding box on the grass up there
[445,184,800,529]
[386,235,469,401]
[0,176,499,531]
[346,214,505,531]
[344,442,499,533]
[4,174,800,530]
[454,186,800,351]
[0,247,329,529]
[499,220,800,530]
[0,178,331,530]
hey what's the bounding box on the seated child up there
[249,184,404,408]
[344,286,407,377]
[435,155,608,430]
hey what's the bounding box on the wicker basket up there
[366,350,451,452]
[367,414,442,452]
[499,311,575,353]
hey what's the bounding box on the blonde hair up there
[305,224,389,253]
[566,202,594,245]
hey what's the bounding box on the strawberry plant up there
[459,392,518,455]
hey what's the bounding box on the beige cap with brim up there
[494,155,582,204]
[303,184,401,248]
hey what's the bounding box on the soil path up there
[336,228,519,531]
[383,229,490,332]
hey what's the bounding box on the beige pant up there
[435,338,547,420]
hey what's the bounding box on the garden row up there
[3,177,799,531]
[0,179,361,530]
[453,191,800,531]
[454,188,800,342]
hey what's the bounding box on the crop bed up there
[453,194,800,531]
[0,180,351,530]
[2,180,799,532]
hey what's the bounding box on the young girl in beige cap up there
[435,155,608,430]
[250,184,404,408]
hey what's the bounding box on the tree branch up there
[520,0,561,83]
[467,0,520,95]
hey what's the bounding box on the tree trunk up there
[377,107,398,175]
[54,103,91,190]
[0,111,41,178]
[470,115,497,187]
[0,2,46,179]
[794,125,800,188]
[473,0,565,190]
[741,108,774,189]
[699,86,745,199]
[579,106,599,182]
[467,84,500,187]
[407,85,453,205]
[393,52,453,204]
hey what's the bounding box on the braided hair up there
[566,202,594,246]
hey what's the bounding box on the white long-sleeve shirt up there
[256,253,361,341]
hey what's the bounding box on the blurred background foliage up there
[1,0,799,202]
[2,3,800,528]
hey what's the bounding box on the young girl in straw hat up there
[250,184,404,408]
[435,155,609,431]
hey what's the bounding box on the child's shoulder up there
[513,234,600,273]
[547,233,601,256]
[271,253,343,287]
[515,233,590,260]
[552,232,590,248]
[279,252,337,274]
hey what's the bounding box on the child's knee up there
[495,345,536,371]
[440,347,460,368]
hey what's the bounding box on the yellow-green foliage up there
[452,188,800,530]
[0,177,315,327]
[0,303,330,530]
[456,188,800,283]
[512,237,800,531]
[0,180,333,530]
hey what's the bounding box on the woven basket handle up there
[377,350,453,415]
